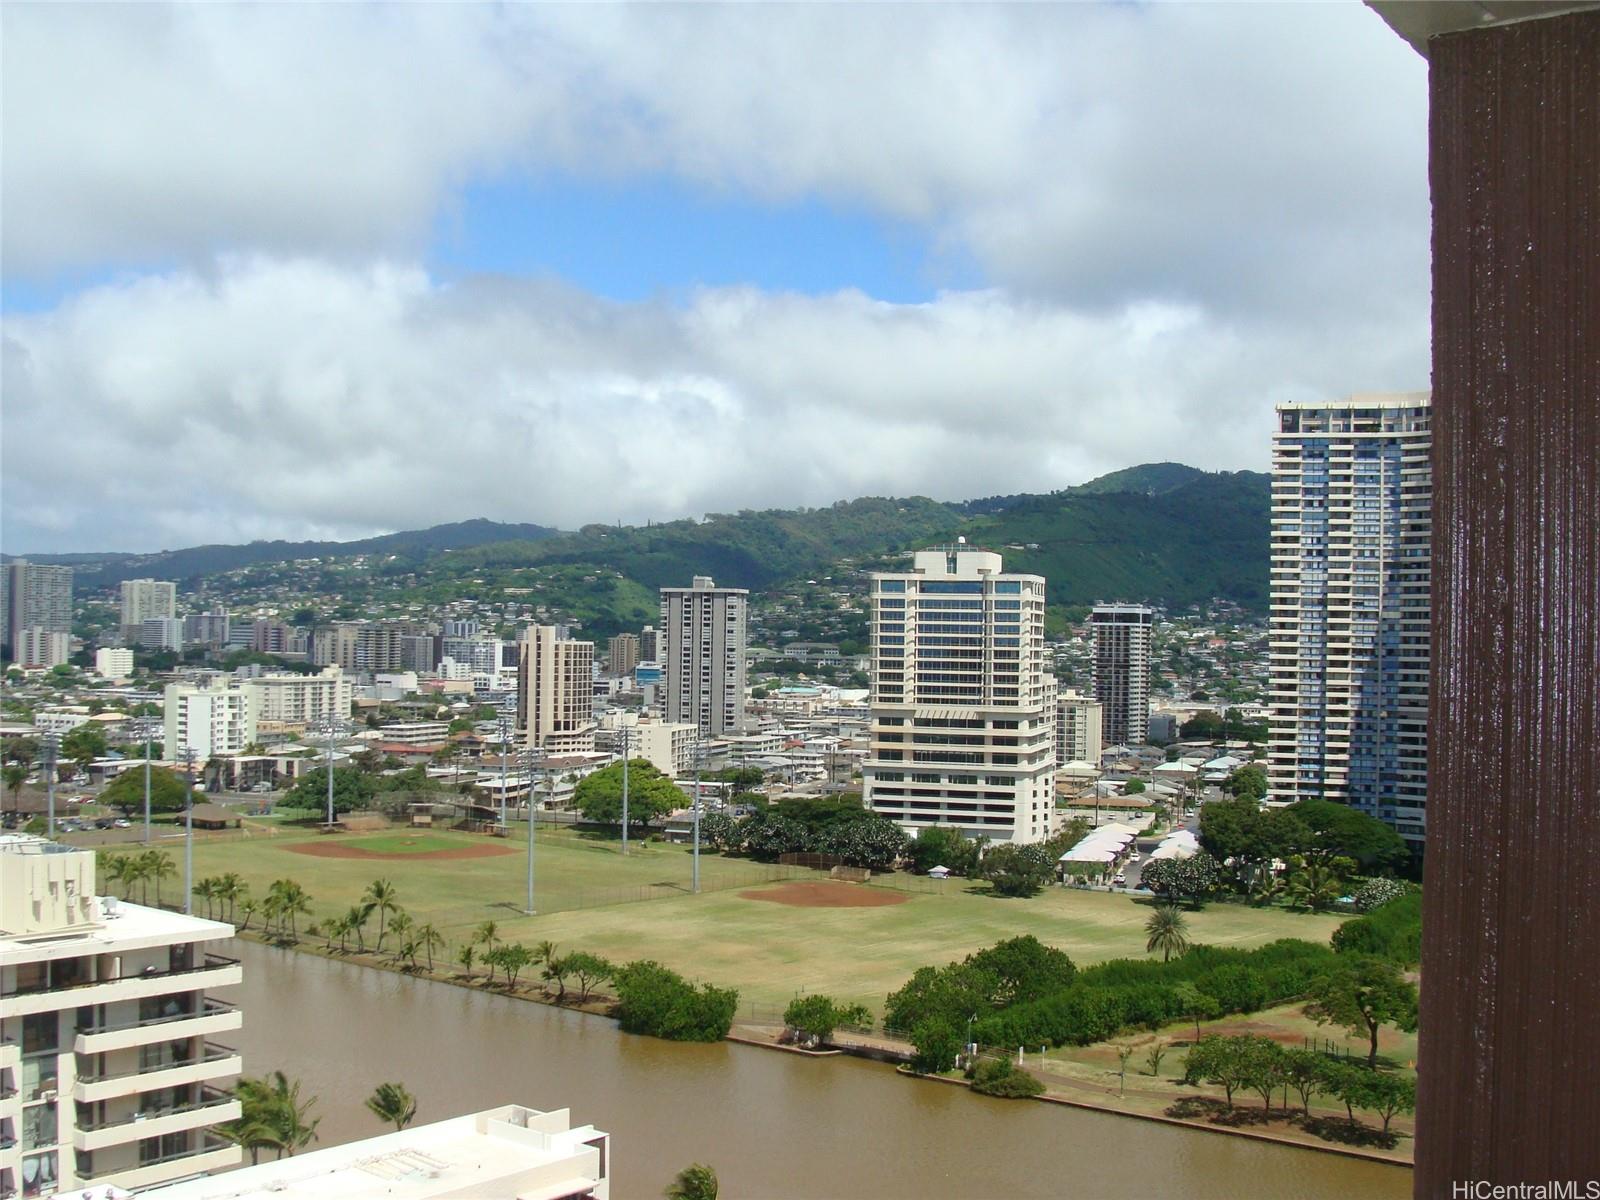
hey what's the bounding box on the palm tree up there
[101,853,135,899]
[238,898,259,932]
[141,849,176,907]
[473,920,499,952]
[345,903,373,952]
[1145,903,1191,963]
[218,873,247,922]
[455,943,476,978]
[2,762,26,819]
[268,879,312,941]
[193,877,218,919]
[364,879,399,950]
[386,910,414,958]
[416,923,445,973]
[533,940,558,971]
[665,1163,719,1200]
[365,1081,418,1132]
[222,1072,321,1163]
[1283,855,1345,912]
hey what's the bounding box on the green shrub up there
[612,960,738,1042]
[1332,891,1422,966]
[967,1056,1046,1098]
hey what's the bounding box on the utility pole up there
[525,750,538,915]
[619,725,630,856]
[320,715,344,829]
[692,732,702,894]
[140,716,155,844]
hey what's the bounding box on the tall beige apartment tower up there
[3,561,72,665]
[1268,393,1431,845]
[1091,603,1154,747]
[120,579,177,641]
[660,577,748,738]
[1056,690,1105,763]
[607,633,640,678]
[0,837,244,1194]
[861,547,1056,845]
[519,626,597,754]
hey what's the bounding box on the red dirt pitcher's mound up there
[738,881,909,908]
[287,841,515,862]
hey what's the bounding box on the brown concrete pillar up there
[1420,9,1599,1195]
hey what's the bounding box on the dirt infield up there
[738,881,910,908]
[287,840,517,862]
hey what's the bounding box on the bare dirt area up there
[738,881,910,908]
[287,840,517,862]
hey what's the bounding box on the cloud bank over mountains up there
[0,3,1428,552]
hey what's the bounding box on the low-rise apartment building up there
[0,836,242,1195]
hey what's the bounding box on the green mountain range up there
[27,463,1270,615]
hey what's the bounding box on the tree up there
[1352,1070,1416,1135]
[908,1017,961,1074]
[563,951,614,1003]
[267,879,312,940]
[540,950,570,999]
[386,910,415,957]
[738,812,808,861]
[968,1056,1046,1098]
[455,943,476,978]
[1123,779,1146,795]
[1352,877,1413,913]
[906,825,981,877]
[1173,982,1221,1043]
[60,724,108,772]
[139,848,176,907]
[3,763,27,813]
[976,843,1054,898]
[574,759,682,830]
[697,810,740,852]
[783,994,871,1046]
[1140,852,1224,908]
[1223,764,1269,800]
[964,936,1077,1007]
[364,879,400,950]
[416,923,445,972]
[1233,1035,1286,1114]
[1144,904,1191,963]
[822,814,907,871]
[1286,799,1411,876]
[1144,1040,1169,1077]
[664,1164,719,1200]
[1184,1035,1247,1109]
[193,877,220,920]
[1305,957,1419,1069]
[1281,1048,1324,1115]
[498,942,533,988]
[99,766,197,819]
[1282,854,1352,912]
[612,960,738,1042]
[220,1071,321,1163]
[365,1082,418,1132]
[286,766,376,815]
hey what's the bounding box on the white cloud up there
[2,256,1421,552]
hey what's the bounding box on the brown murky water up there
[219,939,1411,1199]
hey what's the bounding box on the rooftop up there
[142,1105,608,1200]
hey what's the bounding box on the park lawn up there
[490,881,1349,1018]
[173,826,1346,1018]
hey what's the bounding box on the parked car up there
[112,819,132,828]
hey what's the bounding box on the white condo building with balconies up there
[0,836,242,1196]
[1268,393,1432,844]
[862,547,1056,845]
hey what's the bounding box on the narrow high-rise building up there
[1091,604,1154,747]
[0,836,244,1193]
[608,633,640,678]
[862,546,1056,845]
[638,625,659,662]
[1268,393,1431,845]
[3,561,72,664]
[120,578,177,641]
[660,577,748,738]
[1055,689,1105,764]
[518,626,597,754]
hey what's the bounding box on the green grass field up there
[171,823,1348,1017]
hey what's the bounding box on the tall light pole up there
[619,725,630,856]
[316,715,348,829]
[497,713,511,830]
[691,732,702,895]
[42,733,59,839]
[135,715,159,844]
[524,749,538,915]
[181,746,196,915]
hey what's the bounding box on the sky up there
[0,2,1429,555]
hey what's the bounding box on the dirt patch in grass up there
[738,881,911,908]
[287,838,516,862]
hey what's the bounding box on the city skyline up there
[1,3,1428,554]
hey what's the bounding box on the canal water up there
[219,940,1411,1199]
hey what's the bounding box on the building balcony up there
[72,1086,241,1153]
[0,955,241,1019]
[75,1133,240,1192]
[74,999,241,1056]
[73,1043,241,1105]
